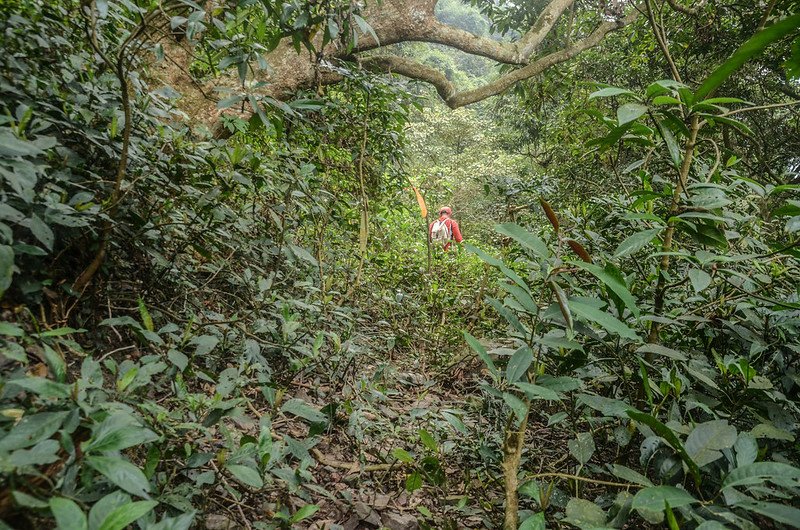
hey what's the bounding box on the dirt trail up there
[296,353,494,530]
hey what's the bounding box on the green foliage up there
[1,0,799,528]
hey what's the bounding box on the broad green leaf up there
[116,368,138,392]
[734,433,758,467]
[83,413,159,453]
[28,214,53,251]
[486,296,527,334]
[695,14,800,100]
[167,349,189,371]
[217,95,244,109]
[226,464,263,489]
[86,456,151,498]
[568,432,595,465]
[0,411,69,451]
[786,216,800,233]
[405,471,423,492]
[12,491,48,508]
[685,420,737,467]
[36,327,83,338]
[353,13,379,44]
[0,129,44,157]
[50,498,87,530]
[589,87,635,99]
[627,411,699,483]
[290,505,320,524]
[565,498,606,527]
[736,501,800,528]
[537,375,582,392]
[391,448,414,464]
[505,345,532,383]
[466,243,529,292]
[280,399,327,424]
[614,228,662,258]
[533,334,582,353]
[42,345,66,383]
[519,512,545,530]
[750,423,795,441]
[722,462,800,490]
[688,268,712,293]
[464,332,499,380]
[698,97,750,105]
[145,511,195,530]
[494,223,549,259]
[632,486,698,512]
[569,261,640,317]
[618,103,648,125]
[695,522,729,530]
[0,321,24,337]
[97,501,158,530]
[7,439,60,467]
[191,335,219,356]
[502,392,529,426]
[646,79,688,97]
[137,298,154,332]
[88,492,130,530]
[578,394,634,418]
[441,410,468,434]
[7,376,71,399]
[708,115,754,136]
[500,282,539,315]
[513,382,561,401]
[652,95,682,106]
[419,429,438,452]
[569,299,640,341]
[635,344,687,361]
[608,464,653,487]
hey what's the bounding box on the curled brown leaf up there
[539,197,559,233]
[567,239,592,263]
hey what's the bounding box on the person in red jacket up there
[429,206,463,251]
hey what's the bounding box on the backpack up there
[431,219,452,243]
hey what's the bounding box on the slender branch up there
[525,472,645,488]
[646,0,682,82]
[516,0,576,60]
[757,0,778,31]
[719,100,800,118]
[663,0,700,16]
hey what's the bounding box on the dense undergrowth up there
[1,0,800,529]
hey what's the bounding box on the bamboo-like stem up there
[502,412,529,530]
[351,92,371,293]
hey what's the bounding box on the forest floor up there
[228,335,586,530]
[231,337,501,530]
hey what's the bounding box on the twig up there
[209,461,253,530]
[525,472,644,489]
[718,100,800,118]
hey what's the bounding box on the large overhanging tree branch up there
[360,7,641,109]
[156,0,642,126]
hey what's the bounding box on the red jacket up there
[429,216,463,250]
